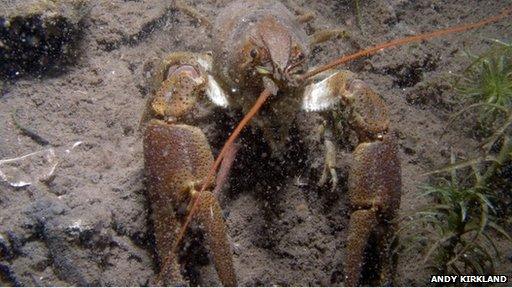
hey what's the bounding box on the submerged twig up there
[11,109,50,146]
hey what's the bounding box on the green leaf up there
[422,232,456,264]
[424,156,496,176]
[481,232,500,257]
[465,253,484,274]
[448,102,509,127]
[459,201,468,222]
[488,221,512,242]
[472,245,495,273]
[478,196,489,234]
[477,192,496,214]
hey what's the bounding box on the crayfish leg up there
[194,190,238,286]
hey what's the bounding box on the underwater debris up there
[0,141,82,187]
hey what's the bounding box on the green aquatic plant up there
[397,139,512,276]
[428,136,512,188]
[447,40,512,213]
[455,40,512,133]
[396,39,512,284]
[398,176,511,276]
[420,183,497,274]
[428,135,512,222]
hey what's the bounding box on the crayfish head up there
[239,15,309,92]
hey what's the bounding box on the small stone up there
[401,135,417,155]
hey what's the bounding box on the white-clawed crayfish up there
[140,1,511,285]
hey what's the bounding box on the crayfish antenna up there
[303,5,512,80]
[213,143,240,198]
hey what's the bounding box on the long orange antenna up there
[164,5,512,271]
[303,5,512,80]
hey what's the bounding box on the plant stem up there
[479,135,512,188]
[355,0,363,32]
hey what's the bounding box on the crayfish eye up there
[296,51,305,61]
[250,48,259,59]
